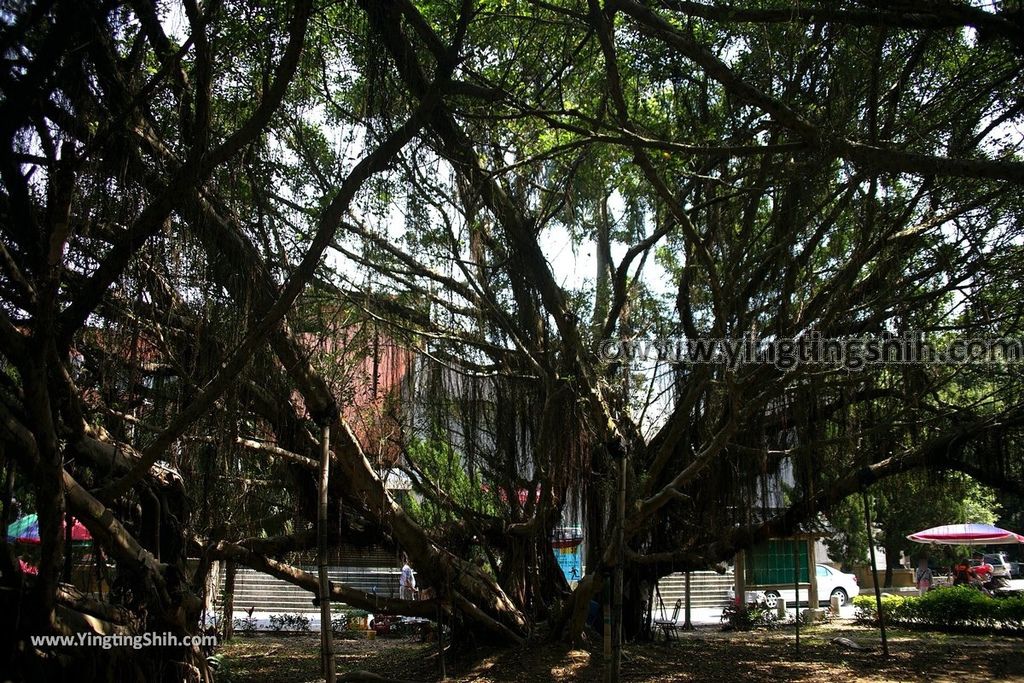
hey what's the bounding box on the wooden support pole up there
[63,509,73,582]
[602,576,612,682]
[318,424,336,683]
[792,539,800,656]
[437,597,446,680]
[682,571,692,630]
[734,551,746,605]
[862,489,889,657]
[223,561,236,641]
[807,539,819,610]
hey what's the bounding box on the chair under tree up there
[653,598,683,642]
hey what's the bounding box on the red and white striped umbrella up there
[907,523,1024,546]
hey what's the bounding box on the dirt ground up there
[216,623,1024,682]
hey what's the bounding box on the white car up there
[761,561,856,610]
[817,564,860,606]
[730,564,859,608]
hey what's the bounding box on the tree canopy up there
[2,0,1024,679]
[825,471,1000,582]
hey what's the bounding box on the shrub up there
[232,612,257,633]
[997,596,1024,630]
[853,587,1024,632]
[915,586,992,628]
[232,606,258,633]
[852,593,906,625]
[269,613,311,632]
[721,601,779,630]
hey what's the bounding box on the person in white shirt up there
[915,557,933,596]
[400,554,416,600]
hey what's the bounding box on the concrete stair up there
[219,567,733,617]
[219,566,401,615]
[656,571,733,609]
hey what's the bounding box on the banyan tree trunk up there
[884,547,898,588]
[621,576,649,641]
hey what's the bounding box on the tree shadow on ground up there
[218,623,1024,682]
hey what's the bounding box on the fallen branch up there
[233,647,282,659]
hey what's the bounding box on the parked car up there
[759,564,860,609]
[727,564,860,608]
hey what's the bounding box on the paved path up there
[652,604,857,626]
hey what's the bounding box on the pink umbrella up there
[907,523,1024,545]
[6,514,92,544]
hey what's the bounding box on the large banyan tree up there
[2,0,1024,679]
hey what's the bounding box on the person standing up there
[400,554,417,600]
[953,557,971,585]
[915,557,933,596]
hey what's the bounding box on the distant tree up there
[826,472,999,584]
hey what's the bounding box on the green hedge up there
[853,586,1024,632]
